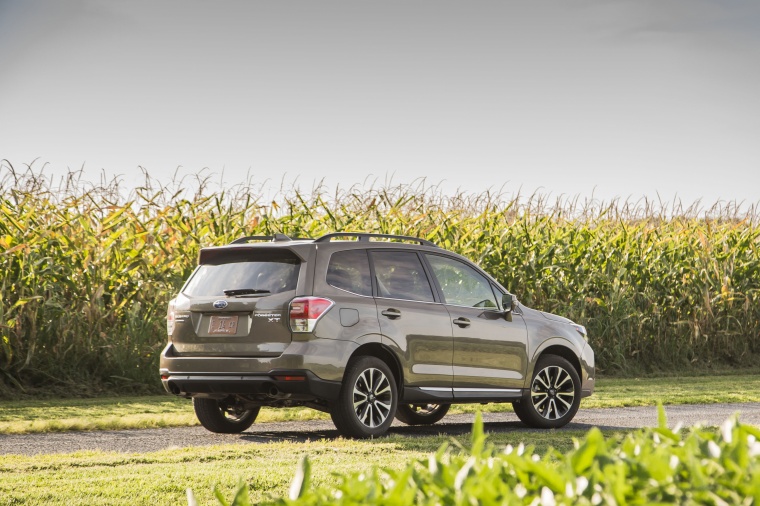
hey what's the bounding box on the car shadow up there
[236,419,630,445]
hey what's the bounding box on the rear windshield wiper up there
[223,288,271,297]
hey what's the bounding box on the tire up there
[512,355,581,429]
[193,397,260,434]
[395,403,450,425]
[330,356,398,438]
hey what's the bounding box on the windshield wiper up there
[223,288,271,297]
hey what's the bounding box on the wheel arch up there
[527,339,583,388]
[349,343,404,390]
[539,345,582,379]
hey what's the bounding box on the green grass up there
[580,374,760,407]
[0,396,328,435]
[2,374,759,435]
[0,428,621,505]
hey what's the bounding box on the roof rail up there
[314,233,437,248]
[230,233,294,244]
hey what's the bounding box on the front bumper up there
[580,342,595,398]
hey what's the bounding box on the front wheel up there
[395,403,450,425]
[512,355,580,429]
[193,397,260,433]
[330,356,398,438]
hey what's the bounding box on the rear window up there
[183,250,300,297]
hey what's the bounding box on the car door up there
[423,253,528,398]
[370,250,454,391]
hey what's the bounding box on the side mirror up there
[502,293,516,321]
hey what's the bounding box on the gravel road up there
[2,403,759,456]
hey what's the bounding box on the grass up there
[0,396,327,435]
[0,427,623,505]
[579,374,760,407]
[2,374,759,435]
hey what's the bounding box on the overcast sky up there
[1,0,759,205]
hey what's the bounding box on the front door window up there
[425,254,497,308]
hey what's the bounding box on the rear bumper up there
[159,339,355,401]
[160,369,341,401]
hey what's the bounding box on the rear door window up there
[326,249,373,296]
[370,251,435,302]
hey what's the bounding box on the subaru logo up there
[213,300,228,309]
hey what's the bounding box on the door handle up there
[381,308,401,319]
[453,317,470,327]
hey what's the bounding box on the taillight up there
[167,299,176,337]
[289,297,334,333]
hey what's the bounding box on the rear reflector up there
[289,297,334,333]
[273,375,306,381]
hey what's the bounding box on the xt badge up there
[255,312,282,323]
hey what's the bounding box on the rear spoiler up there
[199,245,307,264]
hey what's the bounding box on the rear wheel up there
[331,356,398,438]
[512,355,580,429]
[193,397,260,433]
[395,403,450,425]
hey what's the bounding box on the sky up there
[1,0,759,206]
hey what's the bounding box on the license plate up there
[208,315,239,335]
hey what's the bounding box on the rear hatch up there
[170,247,301,357]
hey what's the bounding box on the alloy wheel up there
[407,403,442,416]
[530,365,576,420]
[221,402,252,421]
[352,367,393,428]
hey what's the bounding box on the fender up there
[524,337,582,389]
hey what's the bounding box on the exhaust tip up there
[168,381,181,395]
[262,382,280,398]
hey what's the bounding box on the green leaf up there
[288,455,311,500]
[213,485,231,506]
[11,296,43,309]
[230,482,251,506]
[571,428,601,474]
[186,488,198,506]
[657,401,667,429]
[470,411,485,457]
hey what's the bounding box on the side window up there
[425,254,498,309]
[371,251,435,303]
[326,250,372,296]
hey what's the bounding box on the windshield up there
[182,258,299,297]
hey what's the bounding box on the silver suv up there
[160,233,595,438]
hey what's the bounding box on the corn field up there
[1,162,759,397]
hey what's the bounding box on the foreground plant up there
[201,407,760,505]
